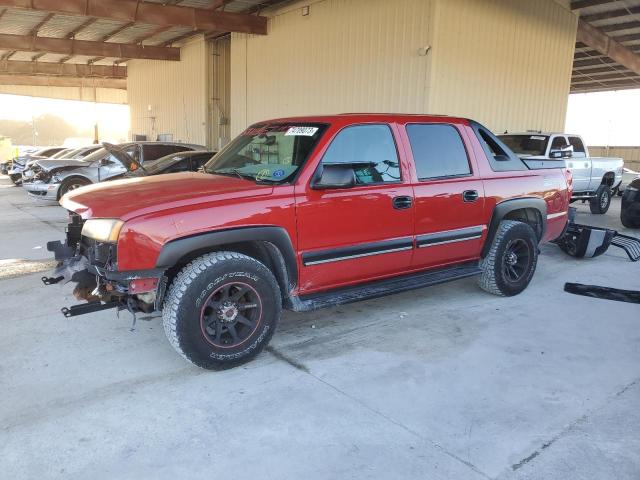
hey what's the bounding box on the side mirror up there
[550,145,573,159]
[312,164,356,190]
[99,158,111,166]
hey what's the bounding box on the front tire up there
[58,177,91,199]
[478,220,538,296]
[589,184,611,214]
[162,251,281,370]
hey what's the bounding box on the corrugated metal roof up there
[0,0,282,66]
[571,0,640,92]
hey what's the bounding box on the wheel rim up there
[502,239,532,283]
[199,282,262,348]
[68,182,85,191]
[600,190,609,209]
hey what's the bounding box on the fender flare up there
[481,197,547,257]
[155,226,298,290]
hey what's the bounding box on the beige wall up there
[231,0,436,135]
[0,85,126,104]
[429,0,576,133]
[128,36,208,145]
[231,0,577,136]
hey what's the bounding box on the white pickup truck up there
[498,133,623,214]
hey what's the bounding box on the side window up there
[321,124,400,185]
[470,121,527,172]
[164,158,191,173]
[193,154,212,170]
[568,136,586,158]
[550,136,568,150]
[143,144,181,161]
[406,124,470,179]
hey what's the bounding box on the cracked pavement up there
[1,175,639,479]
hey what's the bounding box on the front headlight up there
[81,218,124,243]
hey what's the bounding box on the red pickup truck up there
[45,114,571,369]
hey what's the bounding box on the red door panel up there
[296,184,414,293]
[399,123,487,270]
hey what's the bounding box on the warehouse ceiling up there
[0,0,284,89]
[571,0,640,92]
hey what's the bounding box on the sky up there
[0,94,130,145]
[565,88,640,147]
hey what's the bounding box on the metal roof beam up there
[0,33,180,60]
[576,19,640,76]
[0,73,126,89]
[581,6,640,23]
[0,0,267,35]
[600,20,640,33]
[0,59,126,77]
[570,0,616,10]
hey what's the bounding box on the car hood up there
[36,158,90,172]
[60,172,274,221]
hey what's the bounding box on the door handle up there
[392,195,412,210]
[463,190,479,202]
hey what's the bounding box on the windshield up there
[499,135,549,156]
[145,152,200,174]
[57,147,83,159]
[51,149,72,159]
[204,123,327,183]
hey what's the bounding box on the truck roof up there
[250,113,472,126]
[501,132,581,137]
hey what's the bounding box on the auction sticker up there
[285,126,319,136]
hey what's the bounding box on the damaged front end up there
[43,212,166,320]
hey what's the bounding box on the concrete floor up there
[1,175,639,480]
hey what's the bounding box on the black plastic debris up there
[564,283,640,304]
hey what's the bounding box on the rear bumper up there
[24,181,60,201]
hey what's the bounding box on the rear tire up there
[589,184,611,214]
[162,251,281,370]
[478,220,538,297]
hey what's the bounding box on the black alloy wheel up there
[200,282,262,348]
[502,238,532,283]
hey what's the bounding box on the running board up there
[290,263,482,312]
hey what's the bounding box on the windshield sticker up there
[273,169,285,178]
[256,169,272,180]
[530,136,546,141]
[285,126,319,137]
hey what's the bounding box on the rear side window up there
[568,136,586,158]
[321,124,400,184]
[406,124,470,179]
[143,144,190,162]
[470,121,527,172]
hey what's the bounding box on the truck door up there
[403,123,486,269]
[562,135,589,192]
[295,123,414,293]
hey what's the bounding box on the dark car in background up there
[621,177,640,228]
[7,146,67,184]
[23,141,205,201]
[123,150,215,178]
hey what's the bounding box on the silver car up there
[24,141,204,201]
